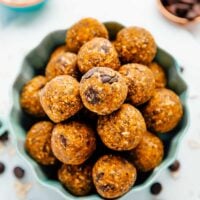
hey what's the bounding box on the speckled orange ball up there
[119,63,155,105]
[142,88,183,133]
[80,67,128,115]
[39,75,83,123]
[77,37,120,74]
[25,121,56,165]
[58,163,93,196]
[92,155,137,199]
[148,62,167,88]
[66,18,109,53]
[45,52,79,81]
[97,104,146,151]
[129,131,164,172]
[51,121,96,165]
[20,75,47,117]
[50,45,67,59]
[114,27,157,64]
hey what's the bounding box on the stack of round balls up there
[21,18,183,199]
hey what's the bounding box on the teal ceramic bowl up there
[0,0,46,11]
[0,22,189,199]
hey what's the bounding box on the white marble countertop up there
[0,0,200,199]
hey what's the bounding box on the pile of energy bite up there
[20,18,183,199]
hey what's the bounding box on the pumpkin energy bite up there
[50,45,67,59]
[92,155,137,199]
[77,37,120,74]
[20,75,47,117]
[114,27,157,64]
[58,163,93,196]
[25,121,56,165]
[142,88,183,133]
[45,52,79,81]
[129,131,164,172]
[148,62,167,88]
[80,67,128,115]
[119,63,155,106]
[97,104,146,151]
[39,75,83,123]
[51,121,96,165]
[66,18,109,53]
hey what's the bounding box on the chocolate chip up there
[186,9,198,19]
[180,66,184,73]
[0,162,5,174]
[174,3,191,17]
[150,182,162,195]
[101,44,110,53]
[168,160,180,172]
[100,74,118,84]
[99,183,115,192]
[60,135,67,147]
[83,68,98,79]
[13,166,25,179]
[0,131,9,143]
[96,172,104,181]
[180,0,197,4]
[84,87,100,104]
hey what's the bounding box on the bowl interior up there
[9,22,189,199]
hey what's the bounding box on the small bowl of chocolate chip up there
[157,0,200,24]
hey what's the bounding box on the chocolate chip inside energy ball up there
[0,162,5,174]
[80,67,128,115]
[13,166,25,179]
[168,160,180,172]
[150,182,162,195]
[0,131,9,142]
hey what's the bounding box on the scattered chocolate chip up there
[13,166,25,179]
[180,66,184,73]
[84,87,101,104]
[168,160,180,172]
[0,131,9,142]
[175,3,191,17]
[0,162,5,174]
[150,182,162,195]
[60,135,67,147]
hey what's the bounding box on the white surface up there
[0,0,200,199]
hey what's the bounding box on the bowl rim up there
[157,0,200,25]
[0,0,45,8]
[7,24,190,199]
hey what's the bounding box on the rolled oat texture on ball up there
[25,121,56,165]
[129,131,164,172]
[39,75,83,123]
[119,63,156,105]
[66,18,109,53]
[58,163,93,196]
[142,88,183,133]
[51,121,96,165]
[77,37,120,74]
[80,67,128,115]
[92,155,137,199]
[45,52,79,81]
[114,26,157,64]
[20,75,47,117]
[97,104,146,151]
